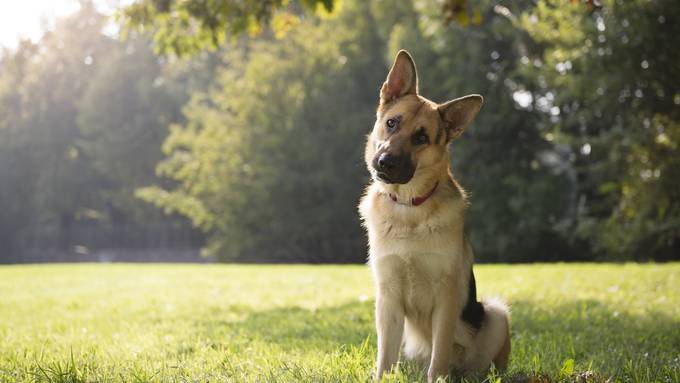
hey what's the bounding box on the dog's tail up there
[462,297,511,373]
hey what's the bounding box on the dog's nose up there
[377,153,396,171]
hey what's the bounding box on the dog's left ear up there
[438,94,483,141]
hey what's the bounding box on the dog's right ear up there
[380,50,418,103]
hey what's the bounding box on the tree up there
[519,0,680,260]
[0,2,114,257]
[0,2,205,261]
[76,35,186,224]
[137,0,386,261]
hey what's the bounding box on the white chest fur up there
[360,185,470,316]
[371,250,451,317]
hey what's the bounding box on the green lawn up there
[0,263,678,382]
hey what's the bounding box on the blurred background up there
[0,0,677,264]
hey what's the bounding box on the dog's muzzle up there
[372,152,415,184]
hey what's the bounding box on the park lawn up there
[0,263,678,383]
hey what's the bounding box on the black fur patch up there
[461,269,485,329]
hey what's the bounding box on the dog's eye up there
[412,130,429,145]
[385,118,399,132]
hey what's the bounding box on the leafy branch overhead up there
[118,0,336,55]
[118,0,488,55]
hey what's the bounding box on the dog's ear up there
[438,94,483,141]
[380,50,418,102]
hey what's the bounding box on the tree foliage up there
[518,0,680,260]
[137,1,385,261]
[0,2,200,260]
[118,0,336,55]
[118,0,483,56]
[136,0,678,262]
[0,0,677,262]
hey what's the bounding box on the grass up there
[0,263,678,383]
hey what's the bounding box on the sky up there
[0,0,129,49]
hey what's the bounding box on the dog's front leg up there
[375,291,404,379]
[428,281,459,382]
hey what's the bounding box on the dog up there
[358,50,511,382]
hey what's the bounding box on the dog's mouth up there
[374,169,414,185]
[375,171,394,184]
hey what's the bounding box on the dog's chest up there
[362,188,466,314]
[402,252,449,316]
[371,239,456,315]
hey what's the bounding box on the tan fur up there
[359,50,510,381]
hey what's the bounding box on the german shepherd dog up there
[359,50,511,381]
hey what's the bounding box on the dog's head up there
[365,50,483,185]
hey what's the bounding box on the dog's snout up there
[372,151,415,184]
[377,153,396,171]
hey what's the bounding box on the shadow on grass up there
[195,300,375,351]
[191,298,678,381]
[511,298,679,353]
[475,299,679,382]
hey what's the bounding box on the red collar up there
[389,181,439,206]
